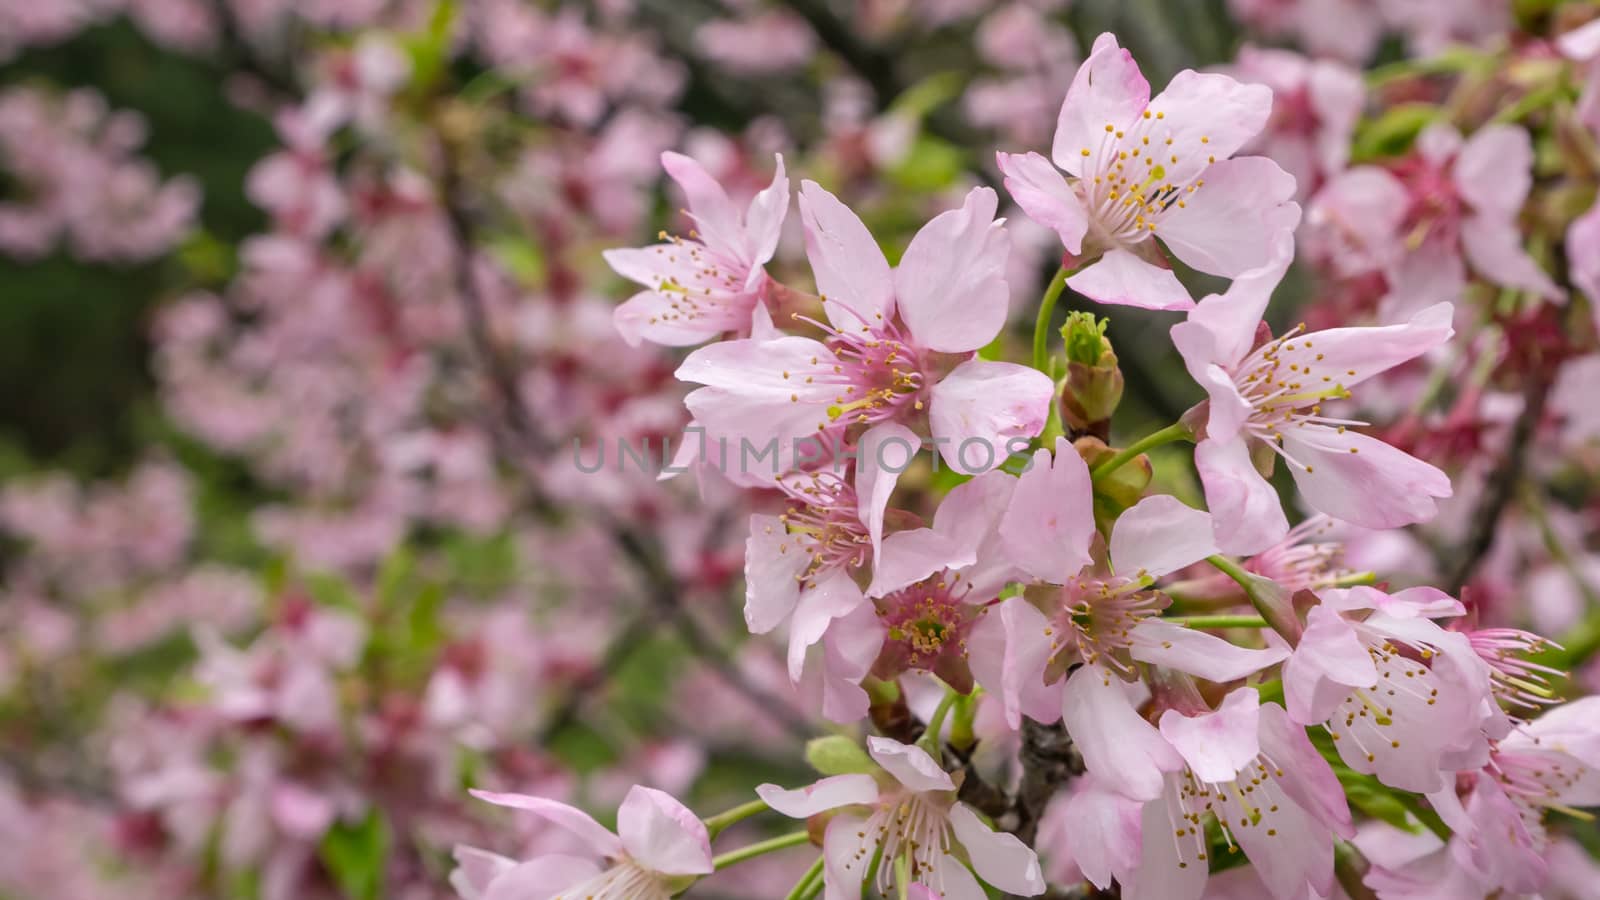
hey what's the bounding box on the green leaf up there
[1350,104,1438,163]
[888,134,966,192]
[1336,767,1419,833]
[805,736,878,776]
[319,811,390,900]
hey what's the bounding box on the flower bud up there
[1058,312,1124,436]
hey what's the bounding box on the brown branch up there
[1443,370,1552,594]
[1009,719,1083,845]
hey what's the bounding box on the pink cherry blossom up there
[1172,239,1454,553]
[1224,46,1364,200]
[757,736,1045,898]
[1426,697,1600,896]
[453,785,713,900]
[676,182,1051,478]
[604,151,789,346]
[1060,690,1352,900]
[1306,122,1560,315]
[802,467,1024,708]
[1281,587,1498,792]
[970,440,1286,732]
[997,32,1298,310]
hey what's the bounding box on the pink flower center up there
[554,859,670,900]
[794,311,928,428]
[1393,157,1465,250]
[1468,628,1562,713]
[1323,633,1442,763]
[861,791,960,895]
[1232,325,1369,475]
[1074,109,1211,245]
[1158,754,1300,873]
[1048,572,1162,673]
[1491,750,1594,826]
[777,471,871,587]
[641,231,758,330]
[875,574,976,673]
[1246,515,1348,591]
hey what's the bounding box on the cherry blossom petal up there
[483,856,602,900]
[1066,247,1193,311]
[1453,124,1532,217]
[930,854,988,900]
[927,360,1053,474]
[1158,688,1263,783]
[1566,199,1600,313]
[1121,783,1209,900]
[1194,437,1289,556]
[1129,620,1288,683]
[1158,157,1299,278]
[819,601,884,724]
[744,153,789,266]
[1268,302,1454,391]
[865,736,956,793]
[947,802,1047,895]
[743,514,806,633]
[468,791,623,858]
[1063,664,1183,802]
[895,186,1010,353]
[1258,703,1353,837]
[1182,231,1295,369]
[822,813,873,900]
[999,437,1095,583]
[968,596,1062,730]
[612,289,733,348]
[996,151,1088,253]
[798,180,895,327]
[787,568,867,681]
[1281,426,1452,530]
[449,846,518,900]
[757,774,880,817]
[1059,780,1144,889]
[1052,33,1151,176]
[857,422,921,563]
[1308,61,1364,174]
[617,786,713,876]
[1461,213,1561,299]
[1170,330,1254,442]
[868,528,966,598]
[662,151,741,256]
[1148,70,1273,188]
[1109,495,1218,578]
[1283,605,1376,725]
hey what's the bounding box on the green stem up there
[703,799,769,838]
[1165,614,1270,629]
[783,856,826,900]
[1206,553,1302,643]
[1032,264,1072,373]
[1206,554,1252,586]
[895,853,913,900]
[1089,422,1191,484]
[712,832,812,870]
[948,689,980,751]
[1326,571,1378,588]
[918,688,961,756]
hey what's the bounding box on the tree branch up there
[1443,370,1552,594]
